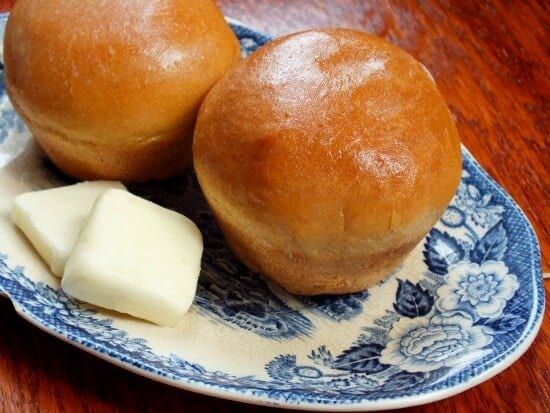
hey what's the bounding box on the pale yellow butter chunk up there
[61,189,203,326]
[11,181,126,276]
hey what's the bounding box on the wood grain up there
[0,0,548,412]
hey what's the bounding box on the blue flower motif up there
[455,184,504,227]
[436,261,518,319]
[440,205,466,228]
[265,354,297,381]
[379,312,493,372]
[29,284,81,315]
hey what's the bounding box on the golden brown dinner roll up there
[194,29,462,295]
[4,0,240,182]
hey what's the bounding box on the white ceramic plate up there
[0,13,544,411]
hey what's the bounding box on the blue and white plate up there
[0,13,544,411]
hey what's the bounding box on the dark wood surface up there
[0,1,548,412]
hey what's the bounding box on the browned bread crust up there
[194,28,462,295]
[4,0,241,181]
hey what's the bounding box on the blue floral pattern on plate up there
[262,177,534,392]
[0,13,544,410]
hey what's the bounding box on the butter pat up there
[61,189,203,326]
[11,181,126,276]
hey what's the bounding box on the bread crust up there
[194,29,462,295]
[4,0,241,181]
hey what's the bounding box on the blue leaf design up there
[384,371,428,390]
[265,355,297,381]
[480,314,525,334]
[470,223,507,264]
[393,280,434,318]
[423,228,465,275]
[298,290,369,321]
[332,343,389,374]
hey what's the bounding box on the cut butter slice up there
[61,188,203,326]
[11,181,126,276]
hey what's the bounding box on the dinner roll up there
[4,0,240,182]
[194,29,462,295]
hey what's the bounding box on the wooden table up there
[0,1,548,412]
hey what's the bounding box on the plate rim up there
[7,295,544,412]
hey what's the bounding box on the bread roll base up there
[13,99,192,182]
[216,212,422,295]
